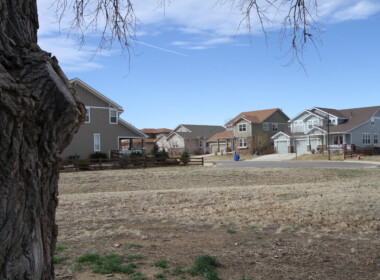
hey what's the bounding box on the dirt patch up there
[56,166,380,279]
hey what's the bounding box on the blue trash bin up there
[234,154,240,161]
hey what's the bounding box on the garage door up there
[295,139,308,154]
[275,140,288,154]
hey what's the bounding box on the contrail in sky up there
[137,41,188,57]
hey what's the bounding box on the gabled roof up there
[170,124,226,140]
[141,128,172,134]
[119,119,148,138]
[324,106,380,133]
[271,131,291,139]
[208,130,234,142]
[225,108,284,126]
[289,109,324,122]
[70,78,124,112]
[313,107,348,119]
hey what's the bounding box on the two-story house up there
[61,78,147,159]
[222,108,289,155]
[272,106,380,154]
[156,124,226,155]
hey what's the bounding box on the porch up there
[119,137,146,154]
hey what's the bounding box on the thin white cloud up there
[137,41,188,56]
[38,36,112,72]
[332,1,380,22]
[319,0,380,22]
[203,37,234,45]
[36,0,380,64]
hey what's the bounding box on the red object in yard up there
[358,154,361,160]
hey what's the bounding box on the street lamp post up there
[327,113,331,160]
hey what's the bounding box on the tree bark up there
[0,0,85,279]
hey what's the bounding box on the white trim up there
[305,126,327,134]
[239,137,247,148]
[232,116,252,125]
[118,119,148,138]
[109,108,118,124]
[173,125,191,133]
[85,107,91,123]
[94,133,101,152]
[85,105,120,110]
[288,110,322,122]
[313,108,341,120]
[238,123,247,132]
[271,131,291,139]
[166,131,184,141]
[362,133,371,145]
[70,78,124,112]
[373,133,378,144]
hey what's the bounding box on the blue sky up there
[37,0,380,130]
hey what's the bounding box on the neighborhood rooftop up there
[225,108,282,126]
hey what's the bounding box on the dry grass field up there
[56,166,380,280]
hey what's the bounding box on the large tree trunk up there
[0,0,85,279]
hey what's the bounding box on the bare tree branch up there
[53,0,321,66]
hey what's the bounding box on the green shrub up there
[89,152,108,159]
[171,265,185,276]
[132,272,147,280]
[151,144,160,157]
[75,253,136,275]
[188,255,221,280]
[127,254,144,260]
[153,259,168,268]
[55,244,67,253]
[157,149,169,159]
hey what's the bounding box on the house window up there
[239,124,247,132]
[263,123,269,131]
[94,134,101,151]
[85,107,90,123]
[109,109,117,124]
[307,119,319,129]
[362,133,371,144]
[239,138,247,148]
[374,133,378,144]
[272,123,278,132]
[172,141,179,148]
[333,136,343,145]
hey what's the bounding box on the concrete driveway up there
[247,153,297,161]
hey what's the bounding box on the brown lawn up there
[56,166,380,280]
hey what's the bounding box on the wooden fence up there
[344,146,379,159]
[60,156,204,172]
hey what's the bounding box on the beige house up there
[61,78,147,159]
[224,108,289,155]
[140,128,172,154]
[156,124,226,155]
[207,130,234,155]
